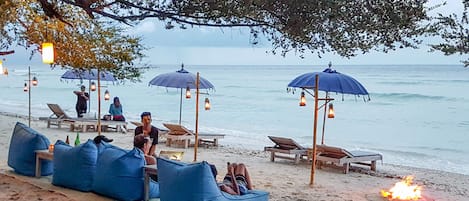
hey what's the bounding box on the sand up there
[0,113,468,201]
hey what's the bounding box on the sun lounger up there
[315,144,383,174]
[42,103,76,129]
[163,123,225,148]
[264,136,309,164]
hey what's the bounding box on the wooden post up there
[194,72,200,162]
[97,69,101,135]
[28,66,31,127]
[309,74,319,186]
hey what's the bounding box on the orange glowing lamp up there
[204,98,211,110]
[104,90,110,101]
[299,92,306,106]
[185,87,191,99]
[90,82,96,91]
[327,103,335,118]
[42,42,54,64]
[23,83,28,92]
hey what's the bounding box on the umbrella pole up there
[194,72,200,162]
[97,69,101,136]
[321,92,328,145]
[179,89,183,125]
[88,79,91,113]
[310,74,319,187]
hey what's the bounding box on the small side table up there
[143,165,157,201]
[35,150,54,178]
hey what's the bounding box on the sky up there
[2,0,466,67]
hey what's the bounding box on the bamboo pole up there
[97,69,101,136]
[194,72,200,162]
[321,92,328,145]
[309,74,319,186]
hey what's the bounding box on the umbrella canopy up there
[148,67,214,89]
[148,65,214,124]
[61,69,117,82]
[288,67,369,96]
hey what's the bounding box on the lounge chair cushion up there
[52,139,97,192]
[7,122,53,176]
[157,158,269,201]
[92,146,159,200]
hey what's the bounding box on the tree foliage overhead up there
[60,0,432,58]
[428,0,468,67]
[1,0,468,73]
[0,0,146,81]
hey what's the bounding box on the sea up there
[1,64,468,175]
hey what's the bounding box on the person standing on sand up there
[73,85,89,118]
[134,112,158,156]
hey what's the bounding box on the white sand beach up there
[1,113,468,201]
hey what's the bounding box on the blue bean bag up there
[92,146,159,200]
[157,158,269,201]
[7,122,53,176]
[52,139,98,192]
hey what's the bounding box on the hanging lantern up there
[327,103,335,118]
[90,82,96,91]
[0,60,7,76]
[299,91,306,106]
[32,77,38,86]
[42,42,54,64]
[204,98,211,110]
[104,89,110,101]
[185,87,191,99]
[23,83,28,92]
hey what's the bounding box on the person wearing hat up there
[73,85,89,118]
[135,112,159,156]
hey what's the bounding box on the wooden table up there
[35,150,53,177]
[143,165,157,201]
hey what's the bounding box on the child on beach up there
[210,162,253,195]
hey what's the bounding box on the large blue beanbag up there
[92,146,159,200]
[8,122,53,176]
[52,139,98,191]
[157,158,269,201]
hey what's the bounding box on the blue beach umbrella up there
[288,67,369,98]
[61,69,117,113]
[61,69,117,82]
[287,63,370,185]
[148,64,214,124]
[288,63,370,144]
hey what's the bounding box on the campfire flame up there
[381,176,422,200]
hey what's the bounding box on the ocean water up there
[1,64,468,175]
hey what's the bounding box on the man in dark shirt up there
[134,112,158,156]
[73,85,89,118]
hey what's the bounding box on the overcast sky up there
[4,0,466,67]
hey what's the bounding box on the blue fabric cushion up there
[92,146,159,200]
[7,122,52,176]
[52,139,98,192]
[157,158,269,201]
